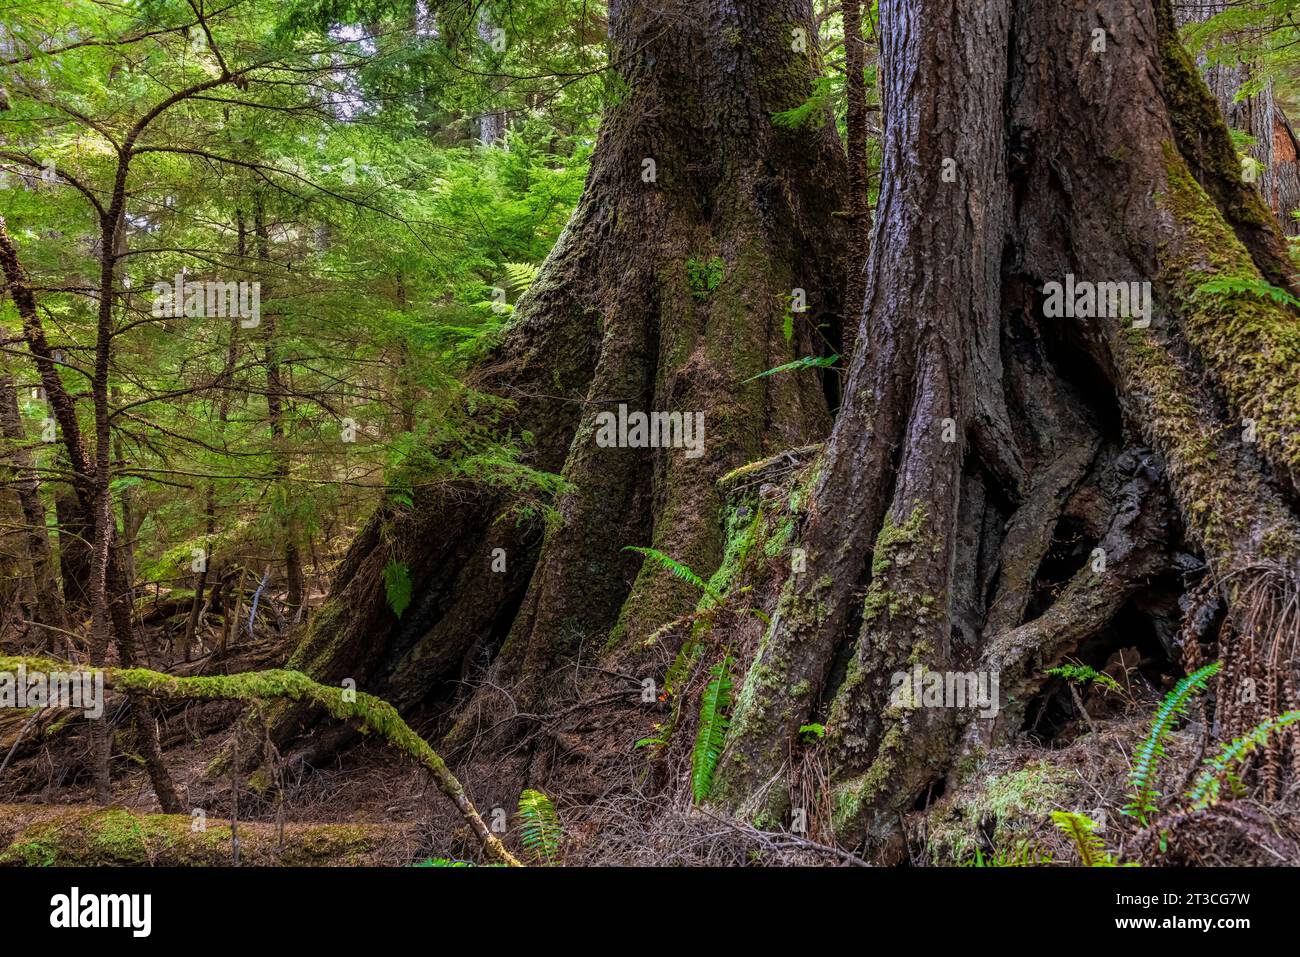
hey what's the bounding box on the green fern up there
[742,354,838,384]
[961,840,1053,867]
[624,546,724,604]
[517,788,561,865]
[1047,663,1122,695]
[1187,710,1300,809]
[691,656,735,803]
[503,261,540,293]
[413,857,474,867]
[1050,810,1115,867]
[1125,661,1221,824]
[382,558,412,618]
[1194,276,1300,309]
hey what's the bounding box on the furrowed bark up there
[710,0,1300,858]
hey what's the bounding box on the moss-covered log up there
[0,804,420,866]
[0,657,520,866]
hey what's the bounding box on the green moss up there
[92,808,152,864]
[926,761,1070,864]
[1157,143,1300,484]
[831,721,907,833]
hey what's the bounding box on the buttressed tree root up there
[0,658,520,867]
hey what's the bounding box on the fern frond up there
[1046,663,1122,695]
[1187,710,1300,808]
[1194,276,1300,309]
[517,788,561,865]
[742,354,838,384]
[1125,661,1221,824]
[503,261,539,293]
[1050,810,1114,867]
[691,656,735,803]
[624,546,724,603]
[382,558,412,618]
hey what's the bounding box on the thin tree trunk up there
[0,369,64,649]
[253,198,303,611]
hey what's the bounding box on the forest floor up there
[3,615,1298,866]
[5,621,1294,868]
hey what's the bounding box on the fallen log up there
[0,804,421,866]
[0,656,522,866]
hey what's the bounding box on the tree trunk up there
[272,0,848,765]
[839,0,871,361]
[0,370,64,649]
[254,199,303,611]
[713,0,1300,859]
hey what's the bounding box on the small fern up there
[517,788,561,865]
[624,546,724,603]
[1194,276,1300,309]
[1050,810,1115,867]
[502,261,539,293]
[382,558,412,618]
[961,840,1053,867]
[1047,663,1122,695]
[413,857,474,867]
[1125,661,1221,824]
[742,353,838,384]
[1187,710,1300,809]
[691,656,734,803]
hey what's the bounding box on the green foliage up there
[772,74,841,130]
[1049,811,1116,867]
[799,722,826,740]
[0,0,595,604]
[691,656,735,804]
[623,547,723,603]
[742,354,839,384]
[517,788,561,865]
[382,559,413,618]
[1187,710,1300,808]
[503,262,541,293]
[413,857,474,867]
[1125,662,1221,824]
[1047,663,1123,695]
[686,256,725,300]
[960,841,1053,867]
[1195,277,1300,309]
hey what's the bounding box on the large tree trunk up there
[272,0,848,764]
[713,0,1300,860]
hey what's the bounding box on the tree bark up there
[273,0,848,768]
[714,0,1300,859]
[840,0,871,361]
